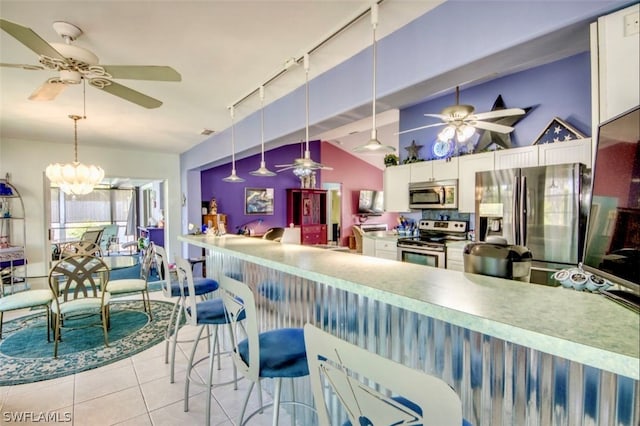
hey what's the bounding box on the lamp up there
[353,3,395,154]
[275,54,331,175]
[45,114,104,195]
[249,86,276,176]
[223,105,245,183]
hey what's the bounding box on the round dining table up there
[101,255,139,270]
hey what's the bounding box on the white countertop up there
[180,233,639,379]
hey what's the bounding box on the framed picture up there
[244,188,274,215]
[533,117,586,145]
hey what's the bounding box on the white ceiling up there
[0,0,441,156]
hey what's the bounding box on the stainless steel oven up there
[397,219,468,268]
[397,243,446,268]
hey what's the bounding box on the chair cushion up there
[169,277,218,297]
[0,289,53,312]
[186,298,246,325]
[107,278,146,294]
[51,292,110,315]
[238,327,308,378]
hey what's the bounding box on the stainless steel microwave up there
[409,180,458,209]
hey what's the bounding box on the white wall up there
[0,138,180,277]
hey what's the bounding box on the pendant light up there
[249,85,276,176]
[45,82,104,195]
[353,3,395,153]
[223,105,245,183]
[275,54,332,174]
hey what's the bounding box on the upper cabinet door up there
[539,138,592,168]
[458,152,495,213]
[494,146,539,170]
[383,164,411,212]
[409,158,458,182]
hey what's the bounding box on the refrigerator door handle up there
[520,176,527,246]
[513,175,519,245]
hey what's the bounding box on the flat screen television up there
[358,190,384,215]
[582,105,640,297]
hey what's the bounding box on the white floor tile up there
[74,361,139,403]
[73,386,147,426]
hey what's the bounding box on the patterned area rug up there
[0,300,175,386]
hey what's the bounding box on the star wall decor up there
[474,95,533,152]
[404,140,423,162]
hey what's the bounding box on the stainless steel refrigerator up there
[475,163,590,281]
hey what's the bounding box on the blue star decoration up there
[474,95,533,152]
[404,140,423,162]
[533,117,585,145]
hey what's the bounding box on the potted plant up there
[383,153,399,167]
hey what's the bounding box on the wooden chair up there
[352,225,364,253]
[48,255,111,358]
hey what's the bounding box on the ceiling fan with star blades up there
[0,19,181,108]
[397,86,525,141]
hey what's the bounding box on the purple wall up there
[201,141,320,234]
[398,53,592,162]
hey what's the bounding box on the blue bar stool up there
[175,257,243,426]
[153,245,219,383]
[218,274,315,425]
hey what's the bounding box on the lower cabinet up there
[446,242,467,272]
[375,239,398,261]
[301,224,327,245]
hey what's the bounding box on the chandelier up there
[45,114,104,195]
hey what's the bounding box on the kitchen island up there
[180,233,639,426]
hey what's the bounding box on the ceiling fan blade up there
[472,107,525,121]
[101,65,182,81]
[471,120,515,133]
[28,80,67,101]
[0,19,66,60]
[0,62,45,70]
[396,122,445,135]
[423,113,449,120]
[90,79,163,109]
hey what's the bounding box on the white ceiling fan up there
[397,86,525,142]
[0,19,181,109]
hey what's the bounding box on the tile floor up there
[0,289,287,426]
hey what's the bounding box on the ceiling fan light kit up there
[275,54,332,178]
[1,18,181,108]
[46,114,105,196]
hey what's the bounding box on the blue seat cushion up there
[186,298,246,325]
[238,328,308,378]
[343,395,472,426]
[170,277,218,297]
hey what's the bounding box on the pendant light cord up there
[371,3,378,134]
[304,54,310,152]
[260,86,265,162]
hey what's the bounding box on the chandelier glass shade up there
[353,4,395,154]
[45,114,104,195]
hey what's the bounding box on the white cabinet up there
[383,164,411,212]
[446,242,467,272]
[538,138,592,168]
[362,236,375,257]
[594,4,640,123]
[458,152,494,213]
[494,146,539,170]
[410,157,459,182]
[375,239,398,261]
